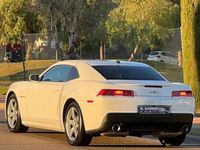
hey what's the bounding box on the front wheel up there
[159,133,186,146]
[64,102,92,146]
[6,94,29,132]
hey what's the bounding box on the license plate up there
[138,105,170,114]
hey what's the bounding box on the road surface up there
[0,110,200,150]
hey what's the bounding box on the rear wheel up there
[6,94,29,132]
[159,133,186,146]
[64,102,92,146]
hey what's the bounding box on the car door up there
[26,65,74,127]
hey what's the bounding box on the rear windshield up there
[93,66,165,81]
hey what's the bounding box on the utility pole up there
[21,34,26,80]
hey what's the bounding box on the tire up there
[6,94,29,133]
[159,133,186,146]
[64,102,92,146]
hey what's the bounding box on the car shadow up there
[15,130,200,148]
[4,129,200,148]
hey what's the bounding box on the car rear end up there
[86,62,194,138]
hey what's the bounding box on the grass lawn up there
[0,60,56,95]
[143,60,183,82]
[0,60,56,78]
[0,86,8,95]
[0,59,183,95]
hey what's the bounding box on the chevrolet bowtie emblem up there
[150,90,158,94]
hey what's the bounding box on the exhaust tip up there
[112,124,121,132]
[182,125,189,133]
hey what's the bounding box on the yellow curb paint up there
[0,103,5,110]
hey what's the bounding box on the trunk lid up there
[108,80,172,97]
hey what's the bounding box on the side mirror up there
[29,74,40,81]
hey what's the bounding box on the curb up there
[193,118,200,124]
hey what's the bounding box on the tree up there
[106,0,180,57]
[0,0,41,43]
[0,0,42,60]
[35,0,68,60]
[36,0,114,60]
[181,0,200,111]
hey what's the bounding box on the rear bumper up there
[86,113,193,135]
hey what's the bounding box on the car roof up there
[56,60,150,67]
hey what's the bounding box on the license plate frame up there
[138,105,170,115]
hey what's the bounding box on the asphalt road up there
[0,110,200,150]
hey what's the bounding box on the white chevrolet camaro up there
[5,60,194,146]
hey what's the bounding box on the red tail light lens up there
[97,89,134,96]
[172,91,192,97]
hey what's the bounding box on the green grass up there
[0,86,8,95]
[0,60,56,78]
[0,60,56,95]
[143,60,183,82]
[0,60,183,95]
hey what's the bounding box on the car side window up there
[67,67,79,80]
[41,65,78,82]
[149,52,159,55]
[161,52,167,56]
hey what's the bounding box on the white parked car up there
[147,51,178,65]
[5,60,194,146]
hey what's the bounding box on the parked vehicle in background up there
[147,51,178,65]
[4,43,25,62]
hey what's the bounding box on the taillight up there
[97,89,134,96]
[172,90,192,97]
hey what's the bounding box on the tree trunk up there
[68,14,79,60]
[52,20,63,60]
[181,0,200,111]
[26,43,32,60]
[99,40,105,60]
[50,12,63,60]
[68,33,78,59]
[25,36,35,60]
[129,43,140,61]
